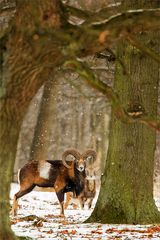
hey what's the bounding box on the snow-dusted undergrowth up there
[10,183,160,240]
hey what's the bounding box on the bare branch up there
[63,2,121,23]
[64,59,129,122]
[0,1,16,13]
[140,116,160,132]
[90,9,160,30]
[86,9,160,49]
[84,4,121,25]
[64,59,160,132]
[63,4,91,20]
[62,8,160,59]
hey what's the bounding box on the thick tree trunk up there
[88,33,160,225]
[0,1,66,238]
[0,112,21,239]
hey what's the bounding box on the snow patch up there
[10,183,160,240]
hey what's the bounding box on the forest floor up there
[10,183,160,240]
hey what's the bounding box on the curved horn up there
[82,149,97,162]
[62,149,81,168]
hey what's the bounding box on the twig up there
[64,59,129,122]
[63,4,92,20]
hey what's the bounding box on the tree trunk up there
[0,1,66,238]
[0,112,21,239]
[88,23,160,226]
[30,78,57,160]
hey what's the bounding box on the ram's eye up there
[87,156,92,161]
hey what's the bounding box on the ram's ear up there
[82,150,97,162]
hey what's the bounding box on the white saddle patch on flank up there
[39,162,51,179]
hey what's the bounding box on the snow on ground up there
[10,183,160,240]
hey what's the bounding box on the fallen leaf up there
[148,225,160,233]
[71,229,77,234]
[46,229,54,234]
[60,230,69,234]
[91,230,102,234]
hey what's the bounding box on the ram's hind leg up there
[12,185,35,216]
[12,195,19,216]
[87,198,93,209]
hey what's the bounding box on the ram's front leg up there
[56,189,65,216]
[54,176,66,216]
[78,195,85,209]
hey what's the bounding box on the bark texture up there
[88,0,160,225]
[0,119,20,240]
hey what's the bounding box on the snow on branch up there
[90,8,160,29]
[61,8,160,60]
[86,9,160,46]
[64,59,130,121]
[63,4,92,20]
[64,3,121,25]
[64,59,160,132]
